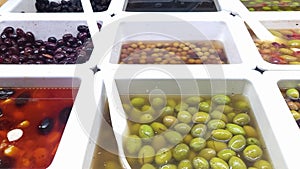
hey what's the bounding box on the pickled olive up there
[286,88,299,99]
[246,137,261,146]
[163,116,178,127]
[141,163,156,169]
[177,111,192,123]
[174,123,192,134]
[15,91,31,107]
[207,119,226,130]
[178,159,193,169]
[139,114,154,124]
[210,110,228,123]
[155,148,172,165]
[215,105,233,114]
[212,95,231,105]
[279,48,294,55]
[280,55,297,62]
[160,106,175,117]
[187,107,198,115]
[253,159,273,169]
[211,129,233,142]
[291,110,300,120]
[142,105,155,115]
[131,97,146,108]
[38,117,54,135]
[164,131,183,145]
[0,156,15,168]
[139,125,154,140]
[199,148,217,161]
[288,40,300,48]
[173,143,190,161]
[226,112,236,123]
[243,145,263,162]
[192,156,209,169]
[233,113,250,126]
[206,140,227,152]
[185,96,203,106]
[160,164,177,169]
[128,108,142,121]
[228,156,247,169]
[228,135,246,152]
[151,97,165,109]
[226,123,246,135]
[192,112,211,123]
[191,124,207,137]
[243,125,258,138]
[175,103,189,112]
[234,101,250,112]
[129,123,141,135]
[167,98,177,108]
[152,135,167,151]
[217,149,236,161]
[199,102,211,112]
[138,145,155,164]
[125,135,142,155]
[122,104,132,114]
[209,157,229,169]
[188,151,197,161]
[183,134,193,144]
[288,101,299,110]
[151,122,167,134]
[189,137,206,152]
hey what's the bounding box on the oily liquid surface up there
[0,88,78,168]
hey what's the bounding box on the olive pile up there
[0,25,93,64]
[240,0,300,11]
[90,0,111,12]
[280,85,300,128]
[123,95,273,169]
[35,0,84,12]
[118,41,228,64]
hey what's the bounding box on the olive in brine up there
[15,91,31,107]
[38,117,54,135]
[0,156,15,168]
[59,107,72,124]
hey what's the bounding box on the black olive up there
[0,118,14,130]
[15,92,31,107]
[0,156,15,168]
[38,117,54,135]
[59,107,72,125]
[0,88,14,99]
[0,108,2,117]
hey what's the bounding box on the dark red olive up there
[34,40,44,47]
[56,39,65,47]
[38,117,54,135]
[48,37,57,43]
[3,27,14,34]
[0,156,15,168]
[54,52,65,60]
[11,55,19,64]
[62,33,73,42]
[4,38,12,47]
[15,91,31,107]
[16,28,26,38]
[59,107,72,124]
[17,37,27,46]
[46,42,57,50]
[77,25,89,33]
[0,118,14,130]
[25,32,35,42]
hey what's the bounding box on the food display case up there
[0,0,299,168]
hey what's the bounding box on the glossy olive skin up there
[172,143,190,161]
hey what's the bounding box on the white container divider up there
[103,67,290,169]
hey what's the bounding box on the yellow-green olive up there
[141,105,155,115]
[151,97,166,109]
[206,140,227,152]
[215,105,233,114]
[122,103,132,114]
[129,108,143,121]
[246,137,261,146]
[152,135,167,151]
[228,135,246,152]
[163,115,178,127]
[191,124,207,137]
[141,163,156,169]
[226,123,246,135]
[210,110,228,123]
[192,156,209,169]
[199,148,217,161]
[248,167,258,169]
[243,125,258,138]
[185,96,203,106]
[211,129,233,142]
[160,106,175,117]
[192,112,211,123]
[212,95,231,105]
[174,123,192,134]
[129,123,141,135]
[291,110,300,120]
[173,143,190,161]
[131,97,146,108]
[151,122,167,134]
[243,145,263,162]
[187,107,199,115]
[155,148,172,165]
[210,157,229,169]
[253,159,273,169]
[175,102,189,112]
[164,130,183,145]
[189,137,206,152]
[177,111,192,123]
[234,101,250,112]
[199,102,211,112]
[233,113,250,126]
[139,113,154,124]
[217,149,236,161]
[167,98,177,108]
[183,134,193,145]
[207,119,226,130]
[228,156,247,169]
[138,145,155,164]
[188,150,197,161]
[226,112,236,123]
[286,88,299,99]
[125,135,142,155]
[160,164,178,169]
[288,40,300,48]
[139,125,154,141]
[178,159,193,169]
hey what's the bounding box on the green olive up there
[288,40,300,48]
[226,112,236,123]
[173,143,190,161]
[163,115,178,127]
[177,111,192,123]
[228,156,247,169]
[183,134,193,145]
[174,123,192,134]
[234,100,250,112]
[187,107,198,115]
[212,95,231,105]
[139,114,154,124]
[155,148,172,165]
[152,135,167,151]
[151,122,167,134]
[217,149,236,161]
[248,167,258,169]
[210,157,229,169]
[199,148,216,161]
[199,101,211,112]
[215,105,233,114]
[151,97,166,109]
[243,145,263,162]
[175,102,189,112]
[211,129,233,142]
[243,125,258,138]
[122,103,132,114]
[189,137,206,152]
[253,159,273,169]
[139,125,154,142]
[228,135,246,152]
[129,123,141,135]
[233,113,250,126]
[192,112,211,123]
[210,110,228,123]
[207,119,226,130]
[160,164,178,169]
[131,97,146,108]
[286,88,299,99]
[192,156,209,169]
[178,159,193,169]
[141,105,155,115]
[185,96,203,106]
[160,106,175,117]
[226,123,246,135]
[246,137,261,146]
[167,98,177,108]
[191,124,207,137]
[141,163,156,169]
[129,108,143,121]
[125,135,142,155]
[164,130,183,145]
[206,140,227,152]
[138,145,155,164]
